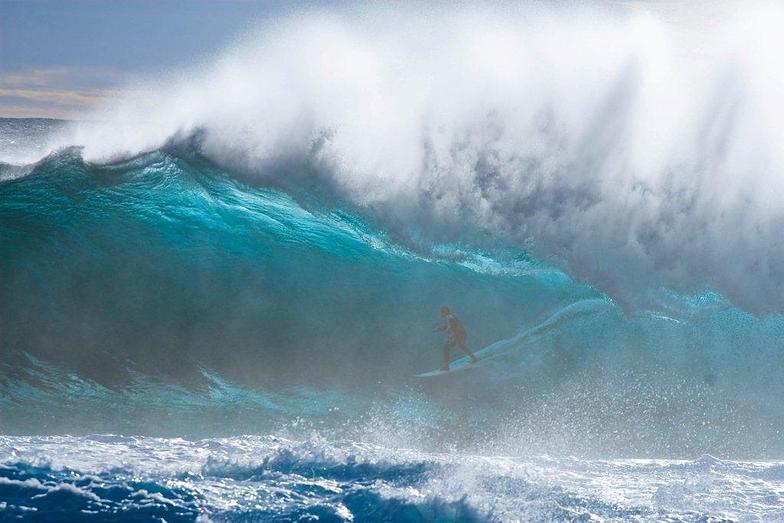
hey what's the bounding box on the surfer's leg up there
[442,339,456,371]
[458,340,479,363]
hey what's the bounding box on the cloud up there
[0,67,122,118]
[2,68,71,88]
[0,87,113,105]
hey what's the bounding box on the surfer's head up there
[440,306,450,316]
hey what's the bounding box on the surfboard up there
[414,342,513,378]
[415,358,481,378]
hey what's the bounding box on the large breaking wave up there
[4,1,784,458]
[3,143,784,457]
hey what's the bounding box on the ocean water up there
[3,434,784,522]
[4,3,784,520]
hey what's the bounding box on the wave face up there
[3,139,784,458]
[0,146,587,432]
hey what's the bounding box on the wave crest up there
[24,2,784,312]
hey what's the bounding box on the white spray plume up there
[56,1,784,312]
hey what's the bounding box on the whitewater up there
[4,1,784,521]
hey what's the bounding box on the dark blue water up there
[5,435,782,522]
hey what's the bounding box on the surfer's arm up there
[434,323,447,333]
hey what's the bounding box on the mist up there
[34,1,784,313]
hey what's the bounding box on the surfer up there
[436,306,479,371]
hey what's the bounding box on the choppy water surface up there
[3,435,783,522]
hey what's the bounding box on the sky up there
[0,0,313,118]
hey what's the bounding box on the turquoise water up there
[3,116,784,520]
[2,119,783,457]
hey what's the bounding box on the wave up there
[0,147,581,384]
[3,145,784,457]
[5,2,784,458]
